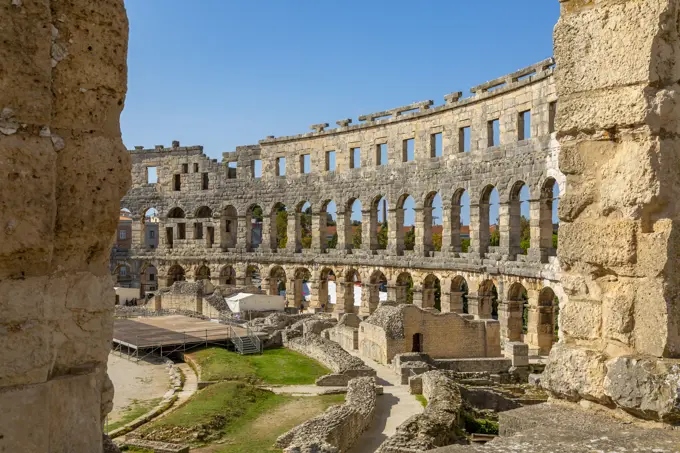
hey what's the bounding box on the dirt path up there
[347,354,424,453]
[107,353,171,423]
[261,384,346,396]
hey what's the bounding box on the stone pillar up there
[498,299,524,347]
[448,291,466,313]
[411,285,423,308]
[236,215,247,251]
[395,207,405,255]
[260,215,271,252]
[441,202,453,251]
[131,217,143,248]
[387,208,398,254]
[467,293,492,319]
[287,212,299,253]
[361,209,374,251]
[336,207,349,251]
[312,210,326,252]
[498,201,513,257]
[287,278,298,307]
[527,197,547,262]
[308,279,320,309]
[414,207,428,256]
[334,280,355,314]
[469,202,485,256]
[543,0,680,421]
[261,277,273,295]
[358,283,376,317]
[387,284,398,302]
[0,2,130,451]
[421,284,435,309]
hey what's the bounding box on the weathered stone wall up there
[360,304,501,364]
[275,376,377,453]
[542,0,680,423]
[285,332,375,377]
[0,1,130,452]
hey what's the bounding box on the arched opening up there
[195,206,212,218]
[412,333,423,353]
[269,266,286,297]
[293,268,311,309]
[348,198,362,250]
[541,178,559,254]
[509,182,530,256]
[367,270,387,314]
[113,263,132,287]
[343,269,361,312]
[195,265,211,282]
[296,201,312,251]
[271,203,288,251]
[396,272,414,304]
[140,263,158,294]
[167,207,186,245]
[321,200,338,250]
[422,274,441,310]
[220,205,238,250]
[505,282,528,343]
[194,206,213,246]
[479,186,499,253]
[451,189,471,253]
[371,195,388,250]
[396,194,416,254]
[319,268,336,311]
[245,265,260,288]
[141,207,159,249]
[167,207,185,218]
[476,279,498,319]
[424,192,443,253]
[246,204,263,251]
[527,287,557,355]
[219,265,236,285]
[450,276,468,313]
[167,264,185,286]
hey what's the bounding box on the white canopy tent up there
[225,293,286,313]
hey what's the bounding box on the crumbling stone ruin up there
[0,1,130,452]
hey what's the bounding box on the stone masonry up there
[0,1,130,452]
[121,58,564,356]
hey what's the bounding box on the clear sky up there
[122,0,560,225]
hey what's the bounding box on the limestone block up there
[558,221,637,269]
[0,318,52,387]
[542,343,610,405]
[559,298,601,341]
[604,356,680,423]
[505,341,529,367]
[0,380,49,453]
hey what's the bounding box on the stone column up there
[260,215,272,252]
[542,0,680,420]
[469,202,486,256]
[236,215,247,251]
[441,202,453,251]
[467,293,491,319]
[336,207,349,251]
[395,207,405,255]
[308,279,320,309]
[498,299,524,347]
[420,284,435,309]
[411,285,424,308]
[387,284,399,302]
[287,278,298,307]
[312,210,326,252]
[361,209,374,251]
[387,208,398,254]
[498,200,513,257]
[527,197,547,262]
[448,291,466,313]
[525,291,553,356]
[414,207,428,256]
[286,212,299,253]
[0,2,130,451]
[358,283,375,317]
[261,277,273,295]
[334,280,354,314]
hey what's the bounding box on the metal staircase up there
[228,324,262,355]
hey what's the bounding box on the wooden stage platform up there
[113,315,245,350]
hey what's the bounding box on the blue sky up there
[122,0,560,226]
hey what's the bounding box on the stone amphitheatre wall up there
[0,1,130,452]
[120,58,565,354]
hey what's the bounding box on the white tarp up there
[326,281,387,306]
[225,293,286,313]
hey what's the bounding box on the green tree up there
[276,210,288,249]
[519,215,531,254]
[490,229,500,246]
[377,222,388,249]
[432,232,442,252]
[404,227,415,250]
[300,207,312,249]
[352,224,362,249]
[252,205,263,220]
[328,233,338,249]
[461,238,470,253]
[553,232,558,249]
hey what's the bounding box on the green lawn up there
[140,381,344,451]
[107,397,162,432]
[415,394,428,408]
[189,347,331,385]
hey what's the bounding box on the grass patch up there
[107,397,162,432]
[190,347,330,385]
[415,394,427,408]
[139,381,344,449]
[462,412,499,435]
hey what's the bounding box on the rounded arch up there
[505,282,528,343]
[422,274,441,310]
[345,197,363,251]
[244,264,260,287]
[220,205,238,250]
[167,264,185,286]
[479,185,499,253]
[195,206,213,218]
[219,265,236,285]
[320,199,338,250]
[509,181,530,256]
[423,191,443,253]
[195,265,211,281]
[396,193,416,254]
[478,279,499,319]
[450,275,469,313]
[365,270,387,314]
[269,265,287,296]
[526,286,558,355]
[319,267,336,311]
[140,207,160,249]
[540,177,559,255]
[295,201,312,251]
[140,263,158,294]
[167,207,185,218]
[369,195,389,251]
[245,204,263,251]
[292,267,312,309]
[395,271,414,304]
[451,189,470,253]
[270,202,288,251]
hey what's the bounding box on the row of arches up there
[128,177,559,260]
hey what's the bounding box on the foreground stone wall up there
[285,332,375,379]
[0,1,130,452]
[542,0,680,422]
[276,377,377,452]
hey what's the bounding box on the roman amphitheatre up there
[3,1,680,453]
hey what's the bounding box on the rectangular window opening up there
[350,147,361,169]
[178,223,186,240]
[300,154,311,174]
[252,159,262,178]
[549,101,557,133]
[149,273,155,282]
[376,143,388,166]
[402,138,415,162]
[193,163,199,173]
[195,222,203,240]
[277,157,286,176]
[325,150,336,172]
[459,127,471,153]
[488,119,500,147]
[173,174,181,191]
[227,162,237,179]
[146,166,158,184]
[207,226,214,246]
[149,230,155,239]
[202,172,209,190]
[181,163,188,174]
[430,132,442,158]
[119,230,126,240]
[518,110,531,141]
[165,227,174,247]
